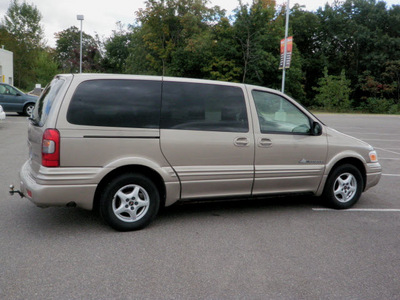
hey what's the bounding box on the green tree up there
[2,0,43,46]
[134,0,178,75]
[103,22,131,73]
[55,26,102,73]
[0,26,18,51]
[125,26,155,75]
[1,0,44,89]
[202,14,241,81]
[359,61,400,106]
[314,0,400,106]
[230,1,305,101]
[232,0,279,84]
[31,49,59,87]
[132,0,218,77]
[290,4,323,104]
[382,60,400,104]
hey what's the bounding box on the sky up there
[0,0,398,48]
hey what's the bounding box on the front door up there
[0,84,25,112]
[249,89,328,195]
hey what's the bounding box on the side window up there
[252,90,311,134]
[0,85,14,95]
[161,82,248,132]
[8,86,18,96]
[67,79,161,128]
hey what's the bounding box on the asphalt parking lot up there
[0,113,399,299]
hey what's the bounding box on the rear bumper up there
[19,160,97,210]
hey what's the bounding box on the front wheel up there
[99,173,160,231]
[323,164,363,209]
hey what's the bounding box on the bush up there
[359,98,396,114]
[388,103,400,114]
[313,68,352,111]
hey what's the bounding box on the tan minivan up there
[12,74,382,231]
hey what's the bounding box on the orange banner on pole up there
[279,36,293,69]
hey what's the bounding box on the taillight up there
[42,129,60,167]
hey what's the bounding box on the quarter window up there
[67,79,161,128]
[252,90,311,134]
[161,82,248,132]
[31,77,65,127]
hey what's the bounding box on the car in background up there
[0,105,5,120]
[0,83,38,116]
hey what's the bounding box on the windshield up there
[31,77,65,127]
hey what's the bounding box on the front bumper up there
[364,162,382,191]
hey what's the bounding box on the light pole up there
[281,0,289,93]
[77,15,84,73]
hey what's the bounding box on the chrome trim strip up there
[173,165,254,178]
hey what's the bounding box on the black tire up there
[323,164,363,209]
[99,173,160,231]
[23,103,35,116]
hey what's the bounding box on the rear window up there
[31,77,65,127]
[67,79,161,128]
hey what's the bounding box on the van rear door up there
[160,80,254,200]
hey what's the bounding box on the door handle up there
[259,138,272,147]
[234,137,249,147]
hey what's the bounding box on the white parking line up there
[313,208,400,212]
[363,139,400,142]
[378,158,400,160]
[345,132,400,136]
[375,148,400,155]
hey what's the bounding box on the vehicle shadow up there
[4,113,25,117]
[16,195,322,233]
[157,195,321,223]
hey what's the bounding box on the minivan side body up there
[17,74,382,231]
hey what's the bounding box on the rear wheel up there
[99,173,160,231]
[323,164,363,209]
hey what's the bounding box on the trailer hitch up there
[9,185,24,198]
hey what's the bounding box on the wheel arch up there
[326,157,366,191]
[93,164,167,212]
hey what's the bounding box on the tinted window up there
[161,82,248,132]
[0,84,14,95]
[67,79,161,128]
[252,90,311,134]
[31,77,65,127]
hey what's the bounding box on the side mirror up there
[312,122,322,136]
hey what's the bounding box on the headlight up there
[369,150,378,162]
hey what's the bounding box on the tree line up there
[1,0,399,113]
